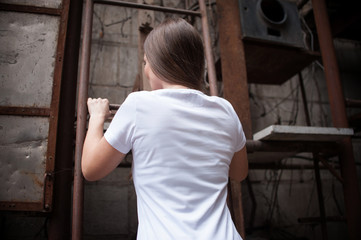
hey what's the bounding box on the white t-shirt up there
[104,89,246,240]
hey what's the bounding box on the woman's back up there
[105,89,245,239]
[83,17,246,240]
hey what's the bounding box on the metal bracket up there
[43,172,54,212]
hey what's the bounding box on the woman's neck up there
[161,81,189,90]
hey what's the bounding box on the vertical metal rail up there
[298,72,311,126]
[199,0,218,96]
[48,0,83,238]
[312,0,361,239]
[72,0,93,239]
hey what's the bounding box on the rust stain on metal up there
[0,106,51,117]
[19,170,44,188]
[0,3,62,16]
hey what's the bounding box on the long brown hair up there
[144,18,205,90]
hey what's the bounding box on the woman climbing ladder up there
[81,18,248,239]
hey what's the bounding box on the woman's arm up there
[81,98,126,181]
[229,147,248,182]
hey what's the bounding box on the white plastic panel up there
[0,116,49,202]
[0,11,59,108]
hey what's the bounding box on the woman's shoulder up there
[125,90,153,102]
[127,90,150,98]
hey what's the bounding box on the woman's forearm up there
[81,98,125,181]
[81,116,105,176]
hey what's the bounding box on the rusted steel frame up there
[199,0,218,96]
[216,0,252,139]
[72,0,93,238]
[0,106,50,117]
[313,153,328,240]
[229,180,246,238]
[43,0,70,213]
[217,0,251,238]
[312,0,361,239]
[311,0,348,127]
[345,98,361,108]
[94,0,201,16]
[0,202,43,212]
[0,3,62,16]
[246,140,339,154]
[48,0,83,238]
[0,0,69,213]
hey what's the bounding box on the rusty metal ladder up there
[71,0,233,239]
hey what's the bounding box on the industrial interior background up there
[0,0,360,239]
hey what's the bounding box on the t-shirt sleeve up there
[228,103,246,152]
[234,115,246,152]
[104,93,136,154]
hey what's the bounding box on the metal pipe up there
[72,0,94,239]
[94,0,201,16]
[199,0,218,96]
[312,0,347,127]
[109,104,121,110]
[313,153,328,240]
[312,1,361,239]
[345,98,361,108]
[298,72,311,126]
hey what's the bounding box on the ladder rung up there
[94,0,201,16]
[109,104,120,111]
